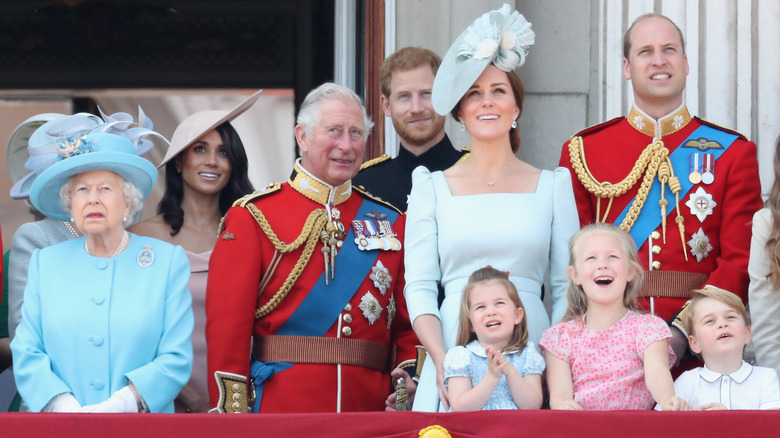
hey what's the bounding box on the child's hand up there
[699,402,727,411]
[557,400,584,410]
[485,345,508,378]
[660,395,691,411]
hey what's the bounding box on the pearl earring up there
[123,216,127,223]
[460,121,465,132]
[511,119,517,129]
[70,217,75,223]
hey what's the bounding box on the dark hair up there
[450,69,524,153]
[623,13,686,59]
[380,47,442,97]
[158,121,254,236]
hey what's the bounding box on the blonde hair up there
[683,287,750,336]
[563,223,644,322]
[456,266,528,352]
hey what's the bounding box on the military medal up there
[352,218,402,252]
[688,153,702,184]
[687,228,713,262]
[685,187,717,222]
[701,154,714,185]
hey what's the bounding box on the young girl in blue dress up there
[443,267,545,411]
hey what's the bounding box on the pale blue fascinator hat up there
[432,3,535,116]
[27,109,168,221]
[9,108,164,200]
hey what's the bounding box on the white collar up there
[699,361,752,384]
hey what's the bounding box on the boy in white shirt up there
[673,287,780,410]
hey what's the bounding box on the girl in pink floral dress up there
[539,224,690,411]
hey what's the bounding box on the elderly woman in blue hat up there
[404,4,579,411]
[10,126,194,413]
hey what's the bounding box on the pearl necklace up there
[61,221,81,238]
[85,230,129,258]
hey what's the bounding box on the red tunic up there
[560,105,762,322]
[206,163,418,413]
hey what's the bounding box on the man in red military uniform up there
[560,14,762,366]
[206,83,419,413]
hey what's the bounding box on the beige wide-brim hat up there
[159,89,263,167]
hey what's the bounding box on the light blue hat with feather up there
[432,3,535,116]
[25,109,169,221]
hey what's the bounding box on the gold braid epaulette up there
[244,204,330,319]
[217,183,283,235]
[353,185,403,215]
[568,136,669,231]
[359,154,391,170]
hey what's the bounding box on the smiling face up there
[69,169,130,237]
[467,280,524,350]
[688,297,751,360]
[622,15,689,118]
[457,65,520,144]
[381,65,446,152]
[178,129,232,196]
[296,97,366,187]
[569,232,635,310]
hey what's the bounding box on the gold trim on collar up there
[288,160,351,206]
[627,104,691,138]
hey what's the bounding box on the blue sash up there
[614,125,737,248]
[251,198,399,412]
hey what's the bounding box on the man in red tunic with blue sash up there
[206,83,419,413]
[560,14,762,368]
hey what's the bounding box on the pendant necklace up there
[473,159,513,186]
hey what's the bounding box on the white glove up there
[81,386,139,413]
[44,393,82,412]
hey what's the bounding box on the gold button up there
[651,231,661,240]
[231,402,241,412]
[344,304,352,311]
[231,383,240,392]
[232,393,241,402]
[343,314,352,323]
[652,261,661,270]
[342,326,352,336]
[652,245,661,255]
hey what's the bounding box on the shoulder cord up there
[243,204,330,319]
[568,136,688,260]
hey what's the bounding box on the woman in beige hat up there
[129,91,259,412]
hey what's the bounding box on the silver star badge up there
[358,292,383,325]
[687,228,713,262]
[685,187,717,222]
[370,260,392,295]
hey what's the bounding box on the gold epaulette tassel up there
[657,161,671,243]
[665,165,689,262]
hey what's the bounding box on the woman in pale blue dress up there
[404,5,579,411]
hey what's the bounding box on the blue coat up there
[11,234,193,413]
